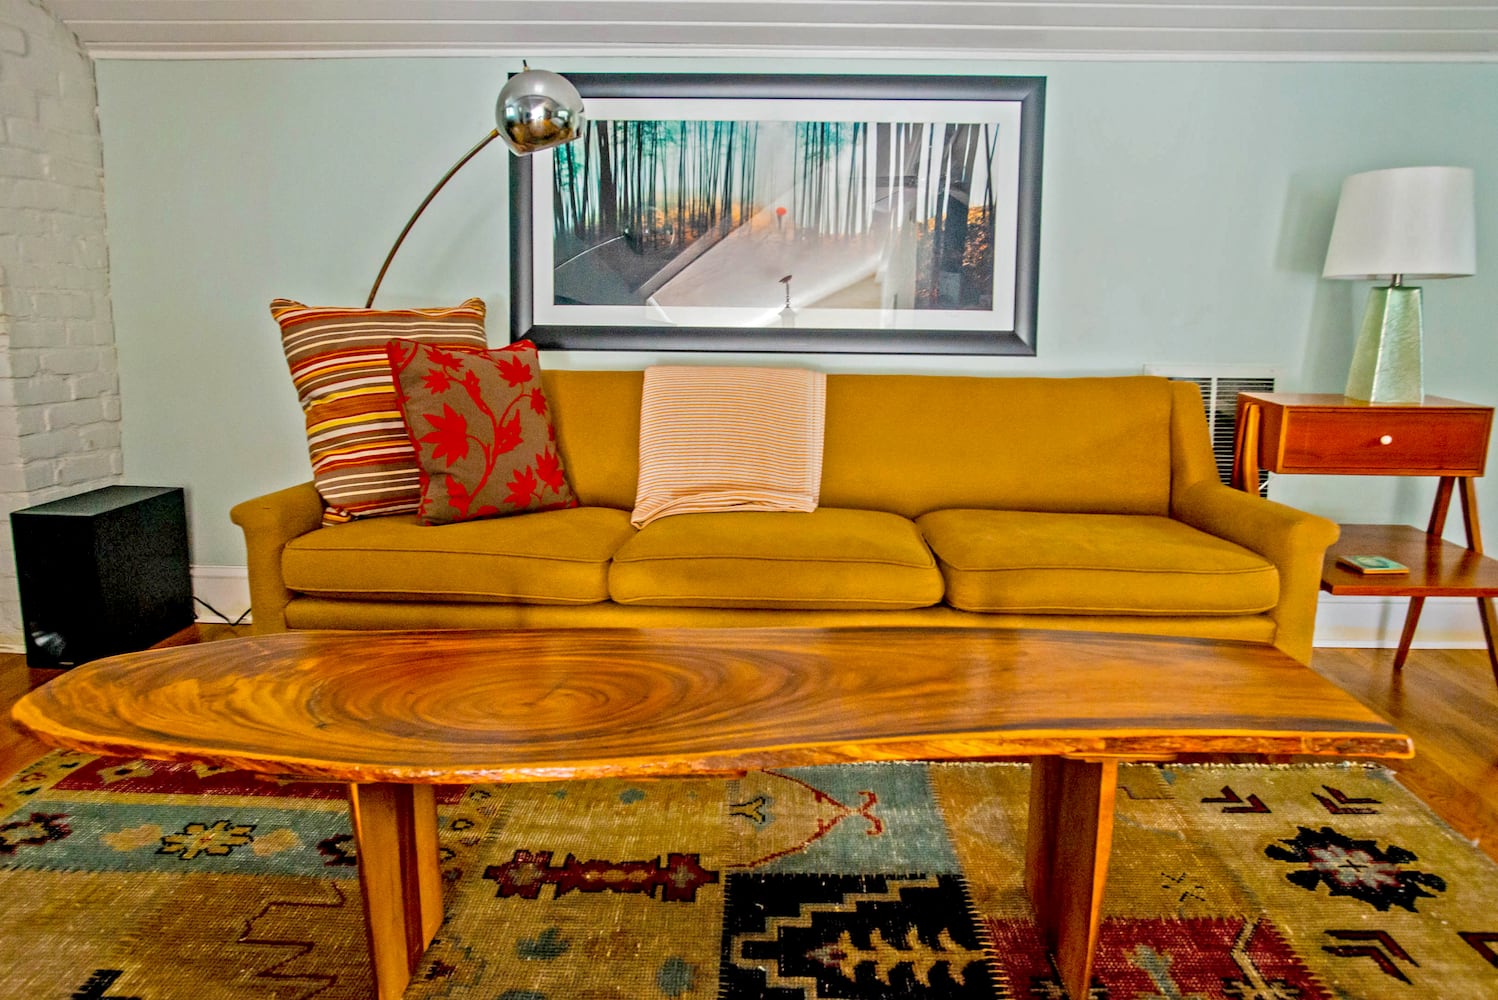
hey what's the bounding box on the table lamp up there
[1322,166,1475,403]
[366,65,584,307]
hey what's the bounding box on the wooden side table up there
[1232,392,1498,683]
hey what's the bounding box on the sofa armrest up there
[1172,481,1339,664]
[229,482,324,634]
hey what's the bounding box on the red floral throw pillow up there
[386,339,578,524]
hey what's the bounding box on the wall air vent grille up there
[1145,365,1280,494]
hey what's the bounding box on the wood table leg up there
[1391,476,1462,673]
[1231,401,1261,493]
[1393,596,1425,672]
[347,782,443,1000]
[1452,476,1498,685]
[1480,596,1498,686]
[1428,476,1456,537]
[1025,756,1120,1000]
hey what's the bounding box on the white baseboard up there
[192,565,252,626]
[1314,593,1488,648]
[0,565,254,652]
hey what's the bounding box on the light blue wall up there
[94,57,1498,567]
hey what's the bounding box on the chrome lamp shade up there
[496,68,585,155]
[1323,166,1476,404]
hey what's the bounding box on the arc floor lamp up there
[366,66,585,308]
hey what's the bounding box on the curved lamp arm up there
[364,66,585,308]
[366,128,501,308]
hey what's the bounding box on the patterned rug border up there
[3,752,1496,999]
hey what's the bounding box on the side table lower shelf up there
[1322,524,1498,680]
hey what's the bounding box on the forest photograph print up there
[510,74,1044,355]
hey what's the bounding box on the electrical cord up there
[193,596,252,627]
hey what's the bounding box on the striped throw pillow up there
[631,365,827,528]
[271,298,488,524]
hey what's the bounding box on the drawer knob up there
[1379,435,1393,445]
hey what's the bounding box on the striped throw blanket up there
[631,365,827,528]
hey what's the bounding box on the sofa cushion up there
[631,365,826,528]
[270,298,489,525]
[387,338,577,524]
[609,508,943,610]
[541,370,643,509]
[283,506,634,604]
[917,509,1278,616]
[821,374,1178,518]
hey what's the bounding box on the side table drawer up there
[1275,410,1491,475]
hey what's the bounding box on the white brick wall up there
[0,0,121,648]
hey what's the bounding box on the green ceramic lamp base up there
[1344,285,1423,404]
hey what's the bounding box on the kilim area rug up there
[1,752,1496,999]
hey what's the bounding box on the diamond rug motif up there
[1,753,1495,998]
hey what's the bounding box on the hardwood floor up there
[1312,647,1498,863]
[2,635,1494,862]
[0,653,50,783]
[0,623,252,782]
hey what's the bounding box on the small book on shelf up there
[1336,554,1409,575]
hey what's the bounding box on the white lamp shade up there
[1323,166,1476,280]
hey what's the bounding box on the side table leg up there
[348,782,444,1000]
[1391,475,1461,673]
[1479,597,1498,686]
[1025,756,1119,1000]
[1231,402,1261,493]
[1452,476,1498,685]
[1428,476,1456,536]
[1457,476,1484,552]
[1393,597,1426,672]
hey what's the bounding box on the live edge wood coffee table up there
[12,627,1410,1000]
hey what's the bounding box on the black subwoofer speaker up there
[11,485,193,669]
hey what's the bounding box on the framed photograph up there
[510,74,1045,354]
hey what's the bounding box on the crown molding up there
[43,1,1498,62]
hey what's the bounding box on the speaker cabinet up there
[11,485,193,669]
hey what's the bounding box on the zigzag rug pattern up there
[1,753,1496,998]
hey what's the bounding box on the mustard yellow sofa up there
[231,373,1338,663]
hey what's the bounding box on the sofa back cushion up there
[542,369,643,509]
[540,370,1185,517]
[822,374,1176,517]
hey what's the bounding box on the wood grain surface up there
[10,628,1411,783]
[1323,523,1498,597]
[1026,756,1118,994]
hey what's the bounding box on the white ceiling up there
[42,1,1498,61]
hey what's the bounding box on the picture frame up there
[510,73,1045,355]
